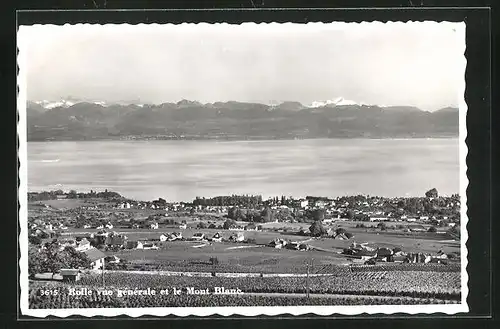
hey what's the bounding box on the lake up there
[27,139,460,202]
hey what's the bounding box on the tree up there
[425,188,439,198]
[28,245,43,278]
[311,209,325,221]
[223,219,237,230]
[29,242,90,278]
[335,227,347,235]
[309,221,327,237]
[28,235,42,245]
[428,226,437,233]
[377,222,387,231]
[60,247,91,269]
[261,208,274,223]
[228,207,238,219]
[68,190,78,199]
[197,222,207,229]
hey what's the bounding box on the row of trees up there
[28,189,123,202]
[192,195,263,207]
[227,207,276,222]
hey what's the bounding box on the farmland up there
[29,268,461,308]
[52,226,460,274]
[27,193,463,308]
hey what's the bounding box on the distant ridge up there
[26,98,459,141]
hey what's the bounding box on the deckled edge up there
[457,21,470,313]
[17,21,469,318]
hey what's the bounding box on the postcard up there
[17,20,468,317]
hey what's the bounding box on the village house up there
[191,232,205,241]
[228,232,245,242]
[142,242,159,250]
[125,240,143,249]
[105,233,127,248]
[268,238,287,249]
[105,255,121,264]
[211,232,223,242]
[60,269,81,282]
[150,222,159,230]
[75,238,92,252]
[408,224,426,232]
[82,248,106,270]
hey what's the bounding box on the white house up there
[142,242,159,250]
[191,233,205,241]
[105,223,114,229]
[315,200,326,208]
[160,234,169,242]
[229,232,245,242]
[369,217,389,222]
[82,248,106,270]
[75,238,92,252]
[179,223,187,230]
[406,218,417,222]
[150,222,159,230]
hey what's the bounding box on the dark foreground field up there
[29,266,461,308]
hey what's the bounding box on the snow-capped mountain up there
[308,97,365,108]
[34,99,77,109]
[33,99,112,109]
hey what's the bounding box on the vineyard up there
[347,263,461,273]
[76,271,460,300]
[123,260,460,275]
[29,284,459,309]
[28,268,461,308]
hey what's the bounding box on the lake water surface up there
[27,139,460,202]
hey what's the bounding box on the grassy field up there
[105,240,349,273]
[57,223,460,274]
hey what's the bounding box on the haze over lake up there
[27,139,459,202]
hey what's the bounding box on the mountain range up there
[26,98,459,141]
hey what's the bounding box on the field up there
[57,224,460,274]
[28,267,461,308]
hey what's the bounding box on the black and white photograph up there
[18,20,468,317]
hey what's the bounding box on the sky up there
[18,22,465,111]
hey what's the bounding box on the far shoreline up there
[26,135,460,143]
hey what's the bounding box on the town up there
[27,187,461,280]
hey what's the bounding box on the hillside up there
[26,100,459,141]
